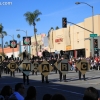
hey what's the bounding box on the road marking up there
[47,87,84,96]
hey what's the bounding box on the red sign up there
[55,38,63,43]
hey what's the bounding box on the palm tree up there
[0,44,1,47]
[51,27,54,30]
[34,28,37,33]
[24,10,42,56]
[55,26,59,30]
[17,34,20,43]
[0,24,7,53]
[17,34,21,53]
[47,27,54,38]
[5,41,8,47]
[47,30,50,38]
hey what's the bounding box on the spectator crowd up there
[0,83,100,100]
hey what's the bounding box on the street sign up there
[94,48,100,50]
[76,59,91,75]
[90,34,97,37]
[19,59,33,75]
[0,54,4,64]
[7,61,18,72]
[37,60,53,77]
[57,59,71,75]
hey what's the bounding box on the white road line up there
[47,87,84,96]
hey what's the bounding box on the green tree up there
[55,26,59,30]
[47,27,54,38]
[17,34,20,43]
[51,27,54,30]
[34,28,37,33]
[17,34,21,53]
[47,30,50,38]
[24,10,42,56]
[0,24,7,53]
[5,41,8,47]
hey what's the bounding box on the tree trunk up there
[34,26,38,56]
[19,39,20,53]
[2,36,4,53]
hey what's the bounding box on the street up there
[0,70,100,100]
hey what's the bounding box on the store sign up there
[55,38,63,43]
[66,45,71,50]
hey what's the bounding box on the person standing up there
[41,74,49,83]
[79,71,86,81]
[23,73,29,85]
[9,83,25,100]
[0,64,2,78]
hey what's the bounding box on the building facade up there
[19,41,30,54]
[31,34,46,56]
[48,15,100,58]
[0,45,19,57]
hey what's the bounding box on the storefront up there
[66,48,85,58]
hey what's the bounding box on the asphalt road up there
[0,70,100,100]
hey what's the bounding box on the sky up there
[0,0,100,45]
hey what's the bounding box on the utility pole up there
[13,35,14,57]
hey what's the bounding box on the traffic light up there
[62,17,67,28]
[94,39,98,48]
[94,39,99,55]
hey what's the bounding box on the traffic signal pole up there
[67,21,93,33]
[67,21,94,57]
[13,35,14,58]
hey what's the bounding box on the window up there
[77,32,79,40]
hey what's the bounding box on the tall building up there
[48,15,100,58]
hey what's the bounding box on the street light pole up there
[13,35,14,57]
[75,2,94,57]
[92,6,94,57]
[25,30,28,52]
[16,29,28,53]
[7,34,14,57]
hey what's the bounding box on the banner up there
[10,40,17,48]
[23,37,31,45]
